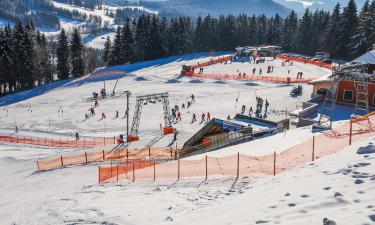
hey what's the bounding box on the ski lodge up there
[310,48,375,112]
[235,45,282,57]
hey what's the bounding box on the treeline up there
[55,0,105,10]
[0,0,60,29]
[0,22,103,96]
[104,0,375,67]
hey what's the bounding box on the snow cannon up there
[163,126,174,135]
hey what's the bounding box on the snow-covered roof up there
[309,73,331,84]
[351,51,375,64]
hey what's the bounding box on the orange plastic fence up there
[0,135,117,148]
[37,146,177,171]
[181,71,312,83]
[99,112,375,183]
[277,55,334,70]
[191,56,233,69]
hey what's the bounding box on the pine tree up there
[351,0,375,57]
[281,11,298,52]
[148,16,164,60]
[120,19,135,64]
[57,28,70,80]
[103,35,111,66]
[109,26,121,66]
[337,0,358,59]
[323,3,341,58]
[296,9,313,55]
[70,29,84,77]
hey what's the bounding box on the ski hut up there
[311,49,375,114]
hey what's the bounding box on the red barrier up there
[99,111,375,183]
[0,135,117,148]
[277,55,334,70]
[37,146,178,171]
[192,56,233,69]
[182,71,312,83]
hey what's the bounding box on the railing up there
[277,55,334,70]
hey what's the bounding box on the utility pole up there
[125,91,131,142]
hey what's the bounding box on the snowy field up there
[0,54,330,149]
[1,53,373,224]
[203,58,330,79]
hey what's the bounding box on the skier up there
[101,112,106,119]
[173,128,178,142]
[265,100,269,114]
[191,113,197,123]
[207,112,211,121]
[85,113,89,120]
[15,126,18,133]
[115,110,119,119]
[177,111,182,121]
[90,107,95,116]
[95,100,99,107]
[182,103,185,109]
[187,101,191,108]
[242,105,246,114]
[75,133,80,141]
[201,113,206,123]
[191,94,195,103]
[252,68,256,75]
[227,115,231,120]
[259,68,262,75]
[249,106,253,116]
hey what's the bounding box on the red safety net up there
[191,56,233,69]
[181,71,312,83]
[277,55,334,70]
[37,146,177,171]
[0,135,118,148]
[99,112,375,183]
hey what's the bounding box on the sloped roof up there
[351,51,375,64]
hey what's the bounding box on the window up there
[343,90,353,101]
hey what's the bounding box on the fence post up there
[110,161,113,178]
[149,146,151,158]
[60,155,64,168]
[236,152,240,179]
[37,160,40,171]
[349,119,353,146]
[104,137,106,146]
[98,166,101,183]
[76,139,78,148]
[85,152,88,164]
[273,151,276,176]
[102,150,105,161]
[312,136,315,161]
[205,155,208,180]
[132,162,135,182]
[177,158,180,181]
[117,164,119,182]
[170,147,173,158]
[126,149,129,161]
[153,162,156,182]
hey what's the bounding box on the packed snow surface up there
[1,53,371,225]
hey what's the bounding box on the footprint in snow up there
[288,203,296,207]
[354,179,365,184]
[323,186,331,190]
[300,194,310,198]
[255,220,269,224]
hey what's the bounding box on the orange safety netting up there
[37,146,177,171]
[181,71,312,83]
[99,112,375,183]
[0,135,118,148]
[191,56,233,69]
[276,55,334,70]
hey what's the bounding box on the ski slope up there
[0,53,330,150]
[2,52,372,225]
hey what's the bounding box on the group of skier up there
[239,97,269,118]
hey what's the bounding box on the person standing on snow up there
[191,94,195,103]
[207,112,211,121]
[101,112,106,120]
[265,100,269,113]
[191,113,197,123]
[177,111,182,122]
[249,106,253,116]
[75,133,80,140]
[201,113,206,123]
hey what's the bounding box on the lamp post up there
[125,91,131,143]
